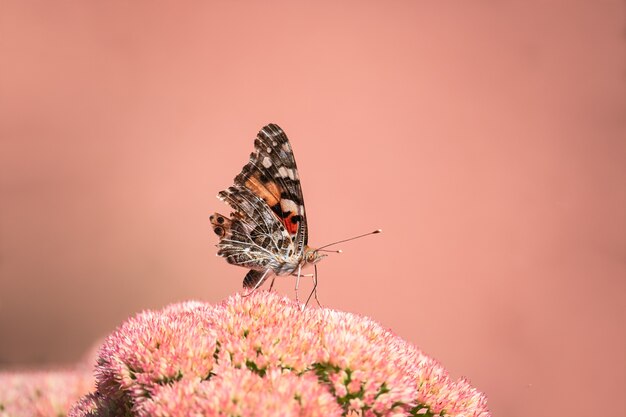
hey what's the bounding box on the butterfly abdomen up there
[243,269,269,288]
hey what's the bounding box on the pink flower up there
[70,291,490,417]
[0,369,93,417]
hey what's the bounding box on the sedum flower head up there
[0,370,93,417]
[70,291,490,417]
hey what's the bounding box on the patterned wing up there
[212,185,294,273]
[233,123,308,255]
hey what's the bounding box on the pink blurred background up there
[1,1,624,416]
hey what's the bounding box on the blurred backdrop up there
[1,1,624,416]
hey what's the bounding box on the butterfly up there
[210,123,326,305]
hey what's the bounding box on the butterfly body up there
[211,124,325,291]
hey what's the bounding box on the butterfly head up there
[303,247,327,265]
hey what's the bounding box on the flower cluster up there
[70,292,490,417]
[0,369,93,417]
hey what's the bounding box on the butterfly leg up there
[268,276,277,291]
[294,265,302,304]
[313,265,321,307]
[304,264,322,308]
[242,269,270,298]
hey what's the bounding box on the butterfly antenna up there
[317,229,382,251]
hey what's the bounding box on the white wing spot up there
[266,147,272,153]
[281,199,298,214]
[278,166,289,178]
[272,141,278,146]
[282,143,290,151]
[262,156,272,168]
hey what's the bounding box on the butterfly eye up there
[213,226,223,236]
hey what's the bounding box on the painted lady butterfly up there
[211,123,379,306]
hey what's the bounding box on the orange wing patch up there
[244,174,281,207]
[244,174,302,237]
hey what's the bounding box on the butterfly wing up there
[212,183,291,261]
[212,124,308,287]
[234,123,308,255]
